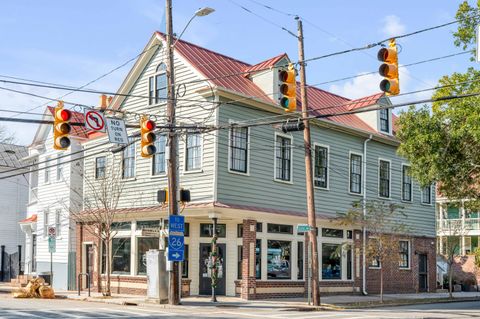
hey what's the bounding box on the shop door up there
[85,244,94,288]
[418,254,428,292]
[199,243,226,295]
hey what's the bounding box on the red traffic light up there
[56,109,71,121]
[142,119,156,131]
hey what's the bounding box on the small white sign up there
[106,118,128,145]
[48,226,56,238]
[84,109,106,132]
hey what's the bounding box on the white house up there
[20,107,87,290]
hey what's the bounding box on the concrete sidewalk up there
[2,283,480,309]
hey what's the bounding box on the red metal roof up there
[155,32,388,134]
[47,107,88,138]
[347,92,384,110]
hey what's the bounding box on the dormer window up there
[148,63,167,105]
[379,108,390,133]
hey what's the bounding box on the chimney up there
[99,95,108,110]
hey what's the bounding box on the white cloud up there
[329,72,383,100]
[381,15,406,37]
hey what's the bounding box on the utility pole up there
[165,0,180,305]
[296,16,320,306]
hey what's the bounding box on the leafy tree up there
[396,1,480,209]
[337,200,409,303]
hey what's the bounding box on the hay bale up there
[39,285,55,299]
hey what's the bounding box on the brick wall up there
[241,219,257,299]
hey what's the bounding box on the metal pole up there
[296,16,320,306]
[50,251,53,287]
[211,217,218,302]
[1,245,5,281]
[166,0,180,305]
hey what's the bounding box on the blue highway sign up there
[168,215,185,262]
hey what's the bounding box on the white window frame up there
[122,139,136,180]
[151,133,167,177]
[313,143,329,190]
[43,210,49,238]
[398,239,411,270]
[95,156,106,180]
[421,184,433,205]
[401,164,413,202]
[348,151,363,196]
[184,133,203,173]
[44,157,50,184]
[378,108,392,135]
[149,63,167,106]
[378,158,391,199]
[56,155,63,181]
[228,125,250,176]
[273,132,293,184]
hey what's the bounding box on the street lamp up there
[172,7,215,47]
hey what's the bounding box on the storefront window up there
[297,242,304,280]
[182,245,189,278]
[322,228,344,238]
[112,238,131,274]
[200,223,226,237]
[322,243,341,280]
[267,240,291,279]
[238,246,243,280]
[111,222,131,231]
[256,239,261,279]
[137,220,160,230]
[137,237,159,275]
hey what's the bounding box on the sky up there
[0,0,476,145]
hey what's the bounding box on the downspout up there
[362,134,373,295]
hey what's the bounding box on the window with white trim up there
[229,127,248,173]
[55,209,61,238]
[56,155,63,181]
[379,160,390,198]
[275,135,292,182]
[122,138,135,179]
[44,157,50,184]
[149,63,167,105]
[422,185,432,204]
[186,133,201,171]
[379,108,389,133]
[314,145,328,188]
[95,156,106,179]
[399,240,410,268]
[152,134,166,175]
[43,210,49,237]
[349,154,362,194]
[402,165,412,201]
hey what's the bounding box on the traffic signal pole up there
[165,0,180,305]
[296,17,321,306]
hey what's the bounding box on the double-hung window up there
[55,209,61,238]
[95,156,106,179]
[402,165,412,201]
[149,63,167,105]
[275,135,292,182]
[349,154,362,194]
[229,127,248,174]
[422,185,432,204]
[314,145,328,188]
[379,108,389,133]
[44,157,50,184]
[43,210,49,237]
[122,138,135,179]
[56,155,63,181]
[399,240,410,269]
[186,133,201,171]
[379,160,390,198]
[152,134,166,175]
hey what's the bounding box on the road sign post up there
[48,227,56,287]
[168,215,185,262]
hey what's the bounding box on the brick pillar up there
[241,219,257,300]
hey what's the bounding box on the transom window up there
[379,108,389,133]
[349,154,362,194]
[152,134,166,175]
[275,135,292,182]
[200,223,226,237]
[229,127,249,173]
[399,240,410,268]
[267,223,293,234]
[149,63,167,105]
[314,145,328,188]
[95,156,106,179]
[402,165,412,201]
[122,138,135,179]
[379,160,390,198]
[186,133,201,171]
[322,228,344,238]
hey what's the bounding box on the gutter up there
[362,134,373,295]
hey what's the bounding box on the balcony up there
[437,218,480,233]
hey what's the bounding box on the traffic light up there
[278,63,297,112]
[140,116,156,158]
[281,120,305,133]
[53,101,72,150]
[377,38,399,95]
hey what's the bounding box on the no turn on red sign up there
[84,109,106,133]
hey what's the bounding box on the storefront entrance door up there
[418,253,428,292]
[199,243,226,295]
[85,244,94,288]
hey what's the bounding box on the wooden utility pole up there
[165,0,180,305]
[296,16,320,306]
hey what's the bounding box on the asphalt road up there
[0,296,479,318]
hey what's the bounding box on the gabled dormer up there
[348,93,393,135]
[244,53,291,109]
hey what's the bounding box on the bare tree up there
[336,200,409,303]
[0,125,15,144]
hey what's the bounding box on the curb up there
[337,297,480,309]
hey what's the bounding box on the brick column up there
[241,219,257,300]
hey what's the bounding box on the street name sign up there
[168,215,185,262]
[297,224,312,233]
[84,110,106,133]
[106,118,128,145]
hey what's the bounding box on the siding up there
[82,43,217,208]
[217,104,435,236]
